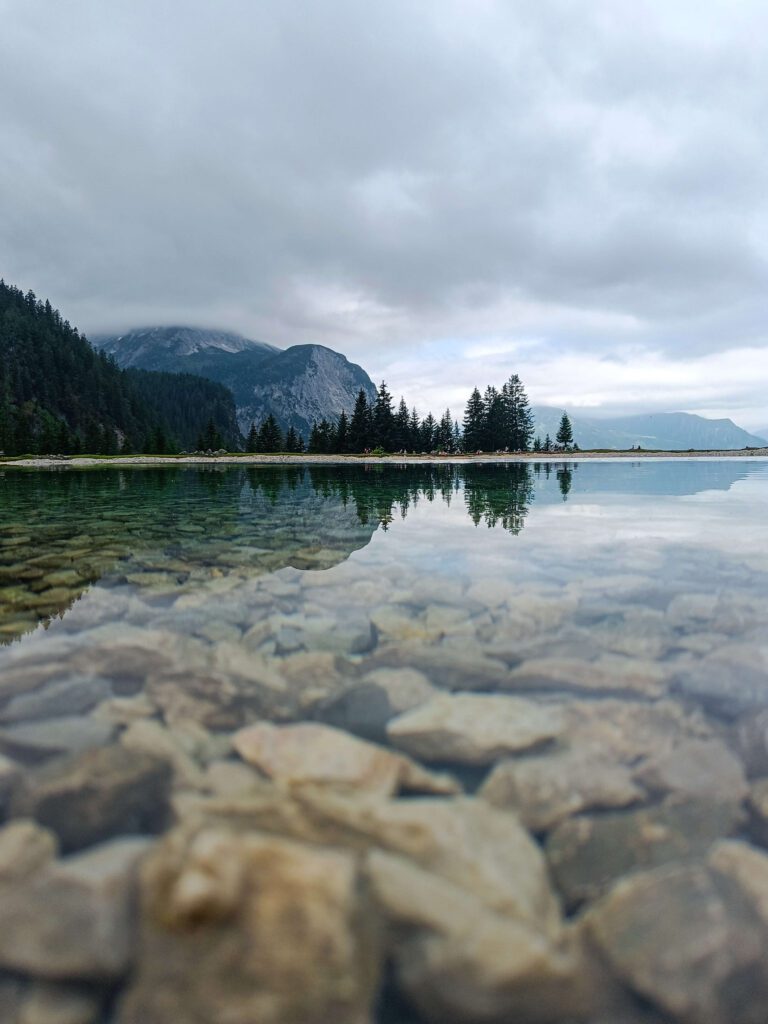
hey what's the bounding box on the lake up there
[1,458,767,1024]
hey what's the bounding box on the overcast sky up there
[1,0,767,429]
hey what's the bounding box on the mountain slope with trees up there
[0,281,241,454]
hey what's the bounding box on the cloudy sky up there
[1,0,767,429]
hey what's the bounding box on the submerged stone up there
[0,837,150,980]
[585,862,768,1024]
[0,675,112,724]
[11,744,172,852]
[0,717,115,763]
[315,667,437,742]
[118,823,380,1024]
[481,746,644,831]
[233,721,458,796]
[546,798,743,909]
[634,738,748,803]
[386,692,565,764]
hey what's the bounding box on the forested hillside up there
[0,282,241,454]
[124,370,242,452]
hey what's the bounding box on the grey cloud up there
[1,0,767,382]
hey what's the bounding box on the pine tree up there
[372,381,395,451]
[543,434,552,452]
[246,421,259,452]
[533,436,542,452]
[501,374,534,451]
[409,407,421,450]
[420,413,437,450]
[556,412,574,449]
[308,423,321,453]
[483,386,504,450]
[436,409,454,451]
[348,389,372,452]
[462,388,486,452]
[453,420,462,452]
[335,410,349,453]
[284,426,299,453]
[257,414,283,452]
[394,398,410,451]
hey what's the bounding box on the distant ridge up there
[532,407,767,451]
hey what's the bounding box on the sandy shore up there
[1,448,767,468]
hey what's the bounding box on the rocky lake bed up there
[0,459,767,1023]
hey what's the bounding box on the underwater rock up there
[233,721,459,797]
[118,823,380,1024]
[11,744,172,852]
[481,747,644,832]
[546,798,743,909]
[0,837,150,980]
[387,693,565,765]
[585,862,768,1024]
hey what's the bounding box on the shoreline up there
[2,448,768,468]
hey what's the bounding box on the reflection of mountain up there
[530,459,759,498]
[2,459,766,643]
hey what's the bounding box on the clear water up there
[2,459,768,1022]
[2,459,766,657]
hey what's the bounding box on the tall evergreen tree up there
[284,426,300,453]
[409,407,421,450]
[256,414,283,452]
[393,397,411,451]
[436,409,454,451]
[372,381,395,450]
[335,410,350,453]
[453,419,462,452]
[462,388,486,452]
[348,389,372,452]
[483,386,505,450]
[556,412,574,449]
[246,421,259,452]
[420,413,437,450]
[501,374,534,451]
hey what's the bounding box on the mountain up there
[0,283,242,454]
[95,326,377,438]
[532,407,768,451]
[93,325,278,371]
[222,344,377,437]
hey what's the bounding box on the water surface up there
[1,459,768,1023]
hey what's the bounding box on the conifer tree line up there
[243,382,463,454]
[243,374,577,454]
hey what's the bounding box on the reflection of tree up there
[557,465,573,501]
[463,464,535,534]
[306,464,461,530]
[1,462,540,645]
